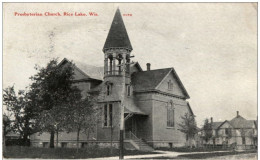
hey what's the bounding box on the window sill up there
[166,127,175,129]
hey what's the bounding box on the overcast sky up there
[3,3,257,126]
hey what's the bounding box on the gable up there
[156,69,189,99]
[73,66,90,80]
[130,62,143,74]
[219,121,233,129]
[131,68,172,92]
[59,58,90,80]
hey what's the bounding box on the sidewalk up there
[88,150,230,160]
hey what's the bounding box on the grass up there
[4,146,157,159]
[141,150,257,159]
[176,150,257,159]
[157,147,231,152]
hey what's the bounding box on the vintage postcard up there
[2,3,257,159]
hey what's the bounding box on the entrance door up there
[125,115,137,136]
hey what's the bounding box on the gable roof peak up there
[103,8,133,52]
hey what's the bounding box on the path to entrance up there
[88,150,231,160]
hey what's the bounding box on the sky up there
[3,3,257,126]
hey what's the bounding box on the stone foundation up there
[150,141,185,149]
[31,141,120,149]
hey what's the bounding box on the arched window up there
[117,54,123,75]
[167,101,175,127]
[108,55,113,75]
[126,54,130,74]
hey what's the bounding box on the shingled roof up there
[211,122,223,130]
[131,68,172,91]
[59,58,103,81]
[103,8,133,51]
[131,68,190,98]
[229,115,256,129]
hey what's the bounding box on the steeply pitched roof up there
[59,58,103,81]
[131,68,190,98]
[130,62,143,73]
[103,8,132,51]
[131,68,172,91]
[211,122,223,129]
[229,115,256,128]
[124,100,147,115]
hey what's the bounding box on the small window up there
[225,128,228,135]
[169,143,173,148]
[242,137,246,145]
[43,142,49,148]
[81,142,88,148]
[61,142,67,148]
[126,84,131,96]
[168,80,173,90]
[106,84,112,96]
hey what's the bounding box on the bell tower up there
[102,8,133,100]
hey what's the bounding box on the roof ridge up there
[137,67,172,72]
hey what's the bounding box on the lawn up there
[177,150,257,159]
[141,150,257,159]
[157,147,231,152]
[4,146,157,159]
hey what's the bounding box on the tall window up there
[242,137,246,145]
[225,128,228,135]
[104,104,113,127]
[106,84,112,96]
[168,80,173,90]
[126,84,131,96]
[167,101,175,127]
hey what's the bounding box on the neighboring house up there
[5,132,20,140]
[201,111,257,150]
[30,8,194,150]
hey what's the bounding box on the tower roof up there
[103,8,133,52]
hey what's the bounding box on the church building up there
[30,8,194,150]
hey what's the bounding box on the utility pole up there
[119,54,126,160]
[118,54,134,160]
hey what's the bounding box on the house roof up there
[124,100,147,115]
[131,68,190,98]
[208,114,257,130]
[211,122,223,129]
[131,68,172,91]
[6,132,19,137]
[187,102,194,116]
[59,58,103,81]
[229,115,256,129]
[103,8,132,51]
[130,62,143,73]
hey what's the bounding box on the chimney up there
[146,63,151,71]
[210,117,213,124]
[237,111,239,117]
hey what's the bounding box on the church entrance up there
[125,115,137,139]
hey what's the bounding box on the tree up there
[3,86,38,145]
[202,118,213,146]
[3,113,12,149]
[65,95,97,152]
[30,59,82,148]
[178,113,198,148]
